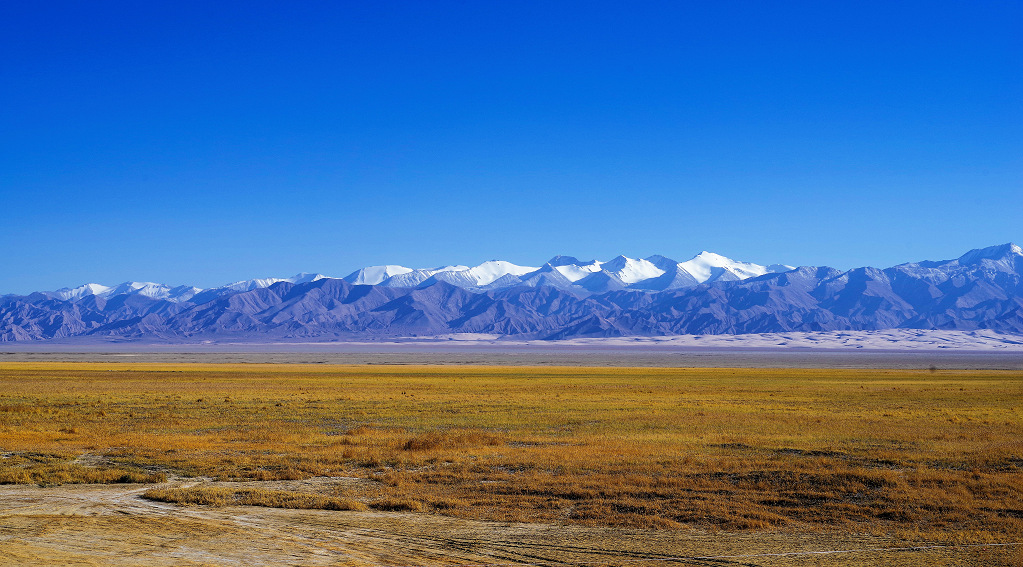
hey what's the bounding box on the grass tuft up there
[0,452,165,486]
[142,486,368,511]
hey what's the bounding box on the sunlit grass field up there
[1,362,1021,542]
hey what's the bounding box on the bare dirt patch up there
[2,482,1020,566]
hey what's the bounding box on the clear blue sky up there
[2,1,1020,293]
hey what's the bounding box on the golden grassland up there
[1,362,1021,542]
[142,485,367,511]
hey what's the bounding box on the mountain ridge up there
[2,244,1021,342]
[32,250,794,302]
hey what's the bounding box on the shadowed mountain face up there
[2,244,1022,341]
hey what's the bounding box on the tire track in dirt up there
[1,482,1016,566]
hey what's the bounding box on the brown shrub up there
[370,497,424,512]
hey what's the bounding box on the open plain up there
[1,361,1022,565]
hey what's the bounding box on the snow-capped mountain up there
[679,251,790,282]
[215,272,328,292]
[45,273,328,304]
[344,261,541,289]
[4,244,1022,341]
[50,283,114,301]
[37,251,791,303]
[339,253,791,293]
[47,281,202,303]
[343,265,414,286]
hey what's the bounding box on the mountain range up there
[39,250,793,302]
[2,244,1021,341]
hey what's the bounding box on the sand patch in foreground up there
[2,483,1020,567]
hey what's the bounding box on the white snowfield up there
[601,256,666,283]
[465,260,539,286]
[53,283,113,301]
[553,261,603,282]
[217,272,327,292]
[403,330,1023,351]
[46,251,792,301]
[50,274,326,302]
[53,281,202,302]
[562,329,1023,350]
[680,251,779,282]
[345,252,792,290]
[344,265,413,285]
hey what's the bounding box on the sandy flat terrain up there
[2,482,1018,566]
[4,329,1023,369]
[6,350,1023,368]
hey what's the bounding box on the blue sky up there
[2,1,1020,293]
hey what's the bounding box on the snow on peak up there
[679,252,730,283]
[50,281,202,302]
[109,281,169,298]
[289,273,328,284]
[553,260,603,282]
[221,277,286,291]
[600,256,666,284]
[361,261,539,287]
[678,251,788,283]
[344,265,413,285]
[547,255,587,267]
[219,273,327,292]
[35,250,800,302]
[958,243,1023,264]
[466,260,539,286]
[476,261,535,284]
[53,283,112,301]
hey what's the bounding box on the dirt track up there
[2,482,1018,566]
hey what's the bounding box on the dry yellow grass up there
[1,362,1021,542]
[143,485,367,510]
[0,451,165,485]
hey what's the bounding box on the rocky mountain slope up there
[2,244,1020,341]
